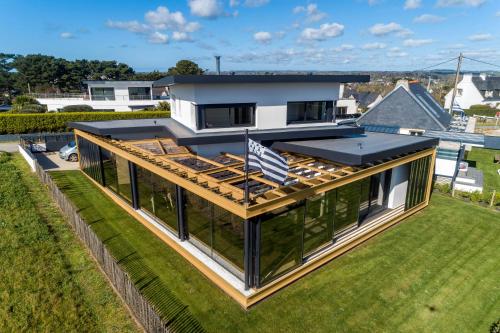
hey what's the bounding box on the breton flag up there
[248,138,289,185]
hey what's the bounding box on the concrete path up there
[34,152,79,171]
[0,142,19,153]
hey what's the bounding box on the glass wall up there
[184,190,245,273]
[128,87,151,100]
[287,101,334,124]
[91,87,115,101]
[100,148,132,204]
[334,181,361,237]
[197,103,255,129]
[136,165,178,232]
[259,204,305,285]
[303,192,335,257]
[77,136,103,185]
[405,155,431,210]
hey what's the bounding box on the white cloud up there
[368,22,412,37]
[148,31,168,44]
[145,6,200,32]
[244,0,269,7]
[403,38,434,47]
[361,42,386,49]
[413,14,446,23]
[468,33,494,41]
[293,3,327,23]
[254,31,272,44]
[387,47,408,57]
[300,22,344,41]
[60,32,74,39]
[106,20,150,33]
[172,31,192,41]
[436,0,485,7]
[404,0,421,9]
[275,31,286,39]
[334,44,355,52]
[188,0,223,18]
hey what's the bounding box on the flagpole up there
[244,129,249,207]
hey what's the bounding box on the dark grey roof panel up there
[409,83,451,128]
[358,85,448,131]
[68,118,364,145]
[153,74,370,87]
[472,76,500,90]
[272,132,438,165]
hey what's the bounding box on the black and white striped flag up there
[248,138,288,185]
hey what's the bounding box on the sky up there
[2,0,500,72]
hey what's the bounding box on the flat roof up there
[272,132,438,165]
[153,74,370,87]
[82,80,154,84]
[68,118,365,145]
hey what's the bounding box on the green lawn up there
[0,153,138,332]
[49,168,500,333]
[466,147,500,192]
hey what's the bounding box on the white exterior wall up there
[444,74,489,109]
[387,164,410,209]
[36,81,162,112]
[335,98,358,114]
[434,158,457,177]
[169,82,341,132]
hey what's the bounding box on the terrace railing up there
[31,93,90,100]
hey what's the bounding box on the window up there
[77,136,103,185]
[259,203,304,285]
[334,181,361,237]
[184,190,245,273]
[303,192,335,257]
[287,101,333,124]
[197,104,255,129]
[336,106,347,116]
[100,149,132,204]
[90,87,115,101]
[405,156,431,210]
[457,89,463,96]
[136,166,178,232]
[128,87,151,100]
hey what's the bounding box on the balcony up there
[31,93,89,100]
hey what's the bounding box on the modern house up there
[444,73,500,110]
[34,80,166,112]
[69,74,437,308]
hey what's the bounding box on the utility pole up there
[448,53,463,114]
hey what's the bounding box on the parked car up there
[59,141,79,162]
[0,104,12,112]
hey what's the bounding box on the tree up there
[0,53,16,103]
[167,60,204,75]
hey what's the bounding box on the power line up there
[413,57,458,72]
[462,56,500,70]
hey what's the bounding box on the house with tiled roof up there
[444,73,500,110]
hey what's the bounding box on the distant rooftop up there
[153,74,370,87]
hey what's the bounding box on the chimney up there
[215,56,221,75]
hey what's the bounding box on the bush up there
[465,105,499,117]
[0,111,170,134]
[155,101,170,111]
[434,183,451,194]
[490,318,500,333]
[470,191,482,203]
[60,105,94,113]
[11,95,45,113]
[12,95,39,107]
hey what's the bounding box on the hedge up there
[0,111,170,134]
[465,105,499,117]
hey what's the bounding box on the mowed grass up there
[0,153,138,332]
[51,169,500,333]
[466,147,500,192]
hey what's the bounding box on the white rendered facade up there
[35,81,165,112]
[168,82,344,133]
[444,74,500,110]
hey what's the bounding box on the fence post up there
[490,190,496,207]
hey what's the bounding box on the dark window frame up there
[90,87,115,101]
[286,100,334,124]
[196,103,256,130]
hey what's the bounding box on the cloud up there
[254,31,272,44]
[468,33,494,41]
[293,3,327,23]
[334,44,355,52]
[60,32,75,39]
[387,47,408,57]
[188,0,223,18]
[413,14,446,23]
[368,22,412,37]
[436,0,485,7]
[106,20,150,33]
[148,31,168,44]
[361,42,386,49]
[145,6,200,32]
[172,31,193,42]
[244,0,269,7]
[300,23,344,41]
[403,38,434,47]
[404,0,421,9]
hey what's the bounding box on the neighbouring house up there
[336,89,383,115]
[69,74,438,308]
[34,80,167,112]
[444,73,500,110]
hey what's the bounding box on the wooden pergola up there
[75,129,435,219]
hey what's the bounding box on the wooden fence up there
[34,163,205,333]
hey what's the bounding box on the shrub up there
[12,95,39,107]
[490,318,500,333]
[434,183,451,194]
[60,105,94,113]
[155,101,170,111]
[470,191,482,203]
[465,105,499,117]
[0,111,170,134]
[15,104,47,114]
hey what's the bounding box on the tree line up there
[0,53,204,104]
